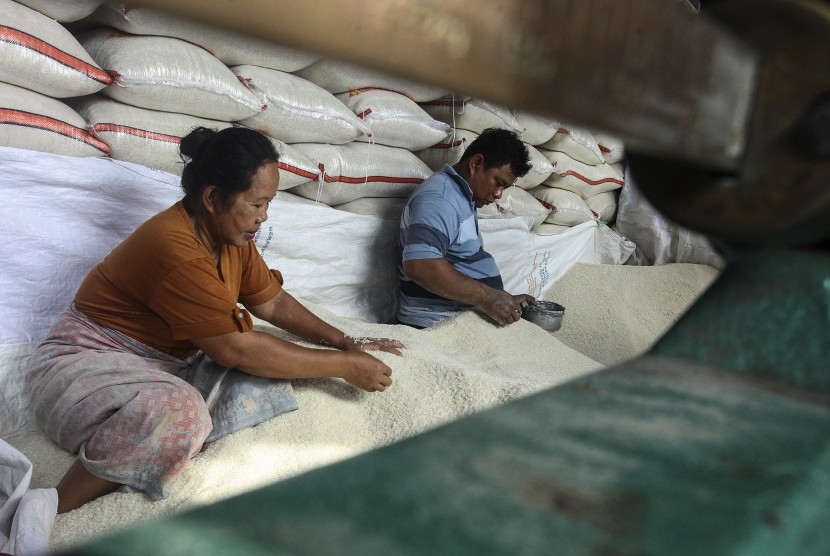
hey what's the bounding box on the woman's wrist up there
[333,332,352,351]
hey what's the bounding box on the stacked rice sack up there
[415,96,560,232]
[78,3,450,210]
[0,0,110,157]
[529,123,626,235]
[2,0,626,223]
[289,57,451,214]
[68,3,330,186]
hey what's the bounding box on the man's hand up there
[340,351,394,392]
[343,336,404,356]
[482,291,536,326]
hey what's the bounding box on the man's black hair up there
[458,127,532,178]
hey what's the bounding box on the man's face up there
[469,159,517,208]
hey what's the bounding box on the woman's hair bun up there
[180,126,218,162]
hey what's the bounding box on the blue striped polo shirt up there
[397,164,503,327]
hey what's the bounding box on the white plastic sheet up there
[615,167,725,269]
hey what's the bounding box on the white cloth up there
[0,440,57,556]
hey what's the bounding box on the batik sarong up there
[26,304,297,500]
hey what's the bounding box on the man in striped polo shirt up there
[397,128,536,328]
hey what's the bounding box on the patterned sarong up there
[26,305,297,500]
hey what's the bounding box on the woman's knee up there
[86,381,212,463]
[138,382,212,440]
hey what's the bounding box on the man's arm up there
[403,258,534,326]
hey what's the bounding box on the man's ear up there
[468,153,485,175]
[201,185,219,214]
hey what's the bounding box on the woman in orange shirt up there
[27,126,403,513]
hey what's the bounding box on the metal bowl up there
[521,301,565,332]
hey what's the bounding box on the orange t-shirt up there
[75,201,283,358]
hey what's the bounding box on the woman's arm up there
[247,289,403,355]
[191,328,393,392]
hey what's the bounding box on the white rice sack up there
[0,82,110,157]
[271,139,321,190]
[512,110,558,146]
[334,197,408,220]
[71,95,230,175]
[420,97,522,134]
[539,126,604,165]
[0,0,112,97]
[77,29,263,121]
[234,65,371,145]
[86,4,319,71]
[13,0,103,22]
[413,129,478,172]
[585,190,619,223]
[290,142,431,205]
[69,96,318,186]
[515,144,554,190]
[275,190,323,207]
[295,58,449,102]
[540,149,625,198]
[594,132,626,164]
[528,185,596,226]
[477,186,551,231]
[535,223,572,235]
[335,89,452,151]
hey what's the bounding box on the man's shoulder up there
[414,168,467,203]
[420,169,453,190]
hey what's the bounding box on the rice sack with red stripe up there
[0,82,109,157]
[72,95,319,187]
[295,58,449,103]
[86,3,319,72]
[77,29,263,121]
[538,125,605,166]
[71,95,231,174]
[268,140,322,190]
[336,89,451,151]
[528,185,597,227]
[413,128,478,172]
[290,142,432,205]
[419,96,522,135]
[585,190,620,224]
[477,186,552,231]
[515,144,554,190]
[0,0,112,97]
[512,110,559,146]
[539,149,625,199]
[594,132,626,164]
[233,65,371,145]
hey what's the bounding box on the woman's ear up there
[201,185,219,214]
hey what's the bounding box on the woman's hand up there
[340,351,394,392]
[343,335,404,356]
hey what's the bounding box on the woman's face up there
[212,161,280,248]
